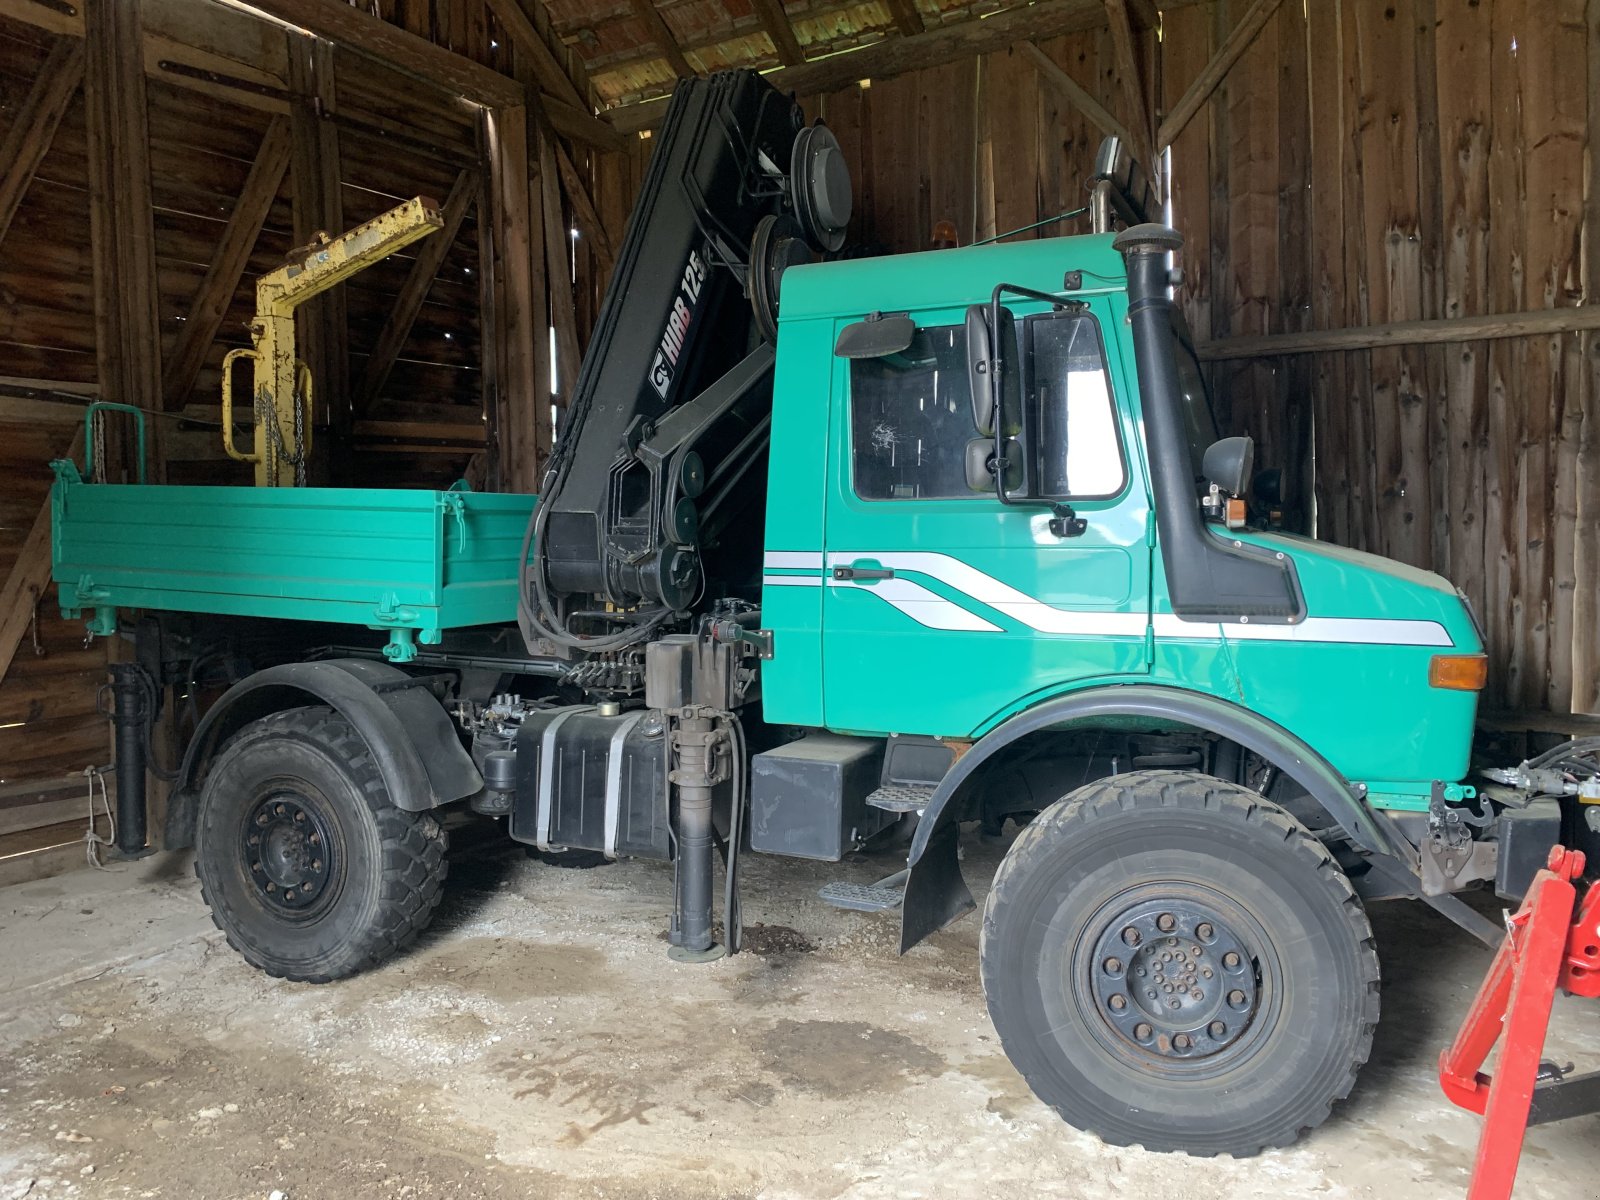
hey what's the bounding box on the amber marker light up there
[1429,654,1489,691]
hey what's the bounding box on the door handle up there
[832,566,894,581]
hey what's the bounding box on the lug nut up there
[309,832,321,845]
[293,811,305,823]
[251,861,262,872]
[1209,1021,1227,1038]
[312,860,322,871]
[1104,957,1123,975]
[1122,927,1141,947]
[1197,923,1214,940]
[1228,989,1247,1007]
[1134,1023,1153,1041]
[274,804,285,816]
[1173,1034,1191,1050]
[265,882,276,892]
[1223,951,1241,969]
[1157,913,1176,932]
[1109,994,1127,1011]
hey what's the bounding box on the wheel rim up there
[240,788,338,918]
[1072,882,1276,1078]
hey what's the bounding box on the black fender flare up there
[898,683,1392,953]
[164,659,481,848]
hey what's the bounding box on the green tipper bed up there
[51,457,536,662]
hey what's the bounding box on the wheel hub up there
[1090,898,1258,1060]
[241,792,334,913]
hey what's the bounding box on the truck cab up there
[763,232,1483,804]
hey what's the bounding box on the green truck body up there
[52,78,1565,1157]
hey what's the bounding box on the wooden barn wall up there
[0,0,615,876]
[586,0,1585,717]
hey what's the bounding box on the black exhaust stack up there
[1114,224,1302,623]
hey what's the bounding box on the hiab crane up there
[49,69,1600,1157]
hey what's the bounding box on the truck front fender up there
[164,659,480,848]
[898,683,1392,953]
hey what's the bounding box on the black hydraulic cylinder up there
[671,715,718,957]
[107,663,149,856]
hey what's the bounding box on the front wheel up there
[980,769,1379,1156]
[195,706,447,983]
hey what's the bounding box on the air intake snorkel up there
[1114,224,1303,623]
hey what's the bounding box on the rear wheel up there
[980,769,1378,1156]
[195,706,447,983]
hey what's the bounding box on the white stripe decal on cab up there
[822,550,1455,648]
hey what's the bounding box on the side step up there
[819,868,909,913]
[865,784,935,813]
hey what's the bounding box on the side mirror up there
[834,313,915,359]
[1202,435,1254,497]
[964,304,1017,437]
[965,305,994,435]
[965,438,1023,493]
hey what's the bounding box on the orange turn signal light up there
[1429,654,1488,691]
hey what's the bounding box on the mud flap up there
[898,821,974,953]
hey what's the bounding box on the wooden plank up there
[1303,0,1346,543]
[356,168,477,413]
[750,0,805,66]
[628,0,695,77]
[0,427,82,685]
[243,0,521,107]
[1020,42,1130,147]
[1275,0,1311,529]
[1577,0,1600,713]
[538,117,580,403]
[0,37,83,250]
[160,117,291,410]
[883,0,924,38]
[607,0,1169,133]
[1199,306,1600,359]
[1484,0,1526,709]
[1103,0,1156,175]
[483,0,585,107]
[1435,0,1492,681]
[555,141,617,271]
[1522,0,1587,713]
[1156,0,1286,152]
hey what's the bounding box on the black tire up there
[980,769,1378,1156]
[194,706,447,983]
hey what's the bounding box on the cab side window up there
[1028,313,1126,499]
[849,324,973,500]
[848,312,1125,502]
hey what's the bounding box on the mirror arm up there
[1048,502,1088,539]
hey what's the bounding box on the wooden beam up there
[536,116,581,402]
[243,0,521,106]
[1197,306,1600,362]
[607,0,1142,132]
[882,0,924,38]
[1021,42,1130,146]
[161,117,291,409]
[0,38,84,250]
[554,143,617,271]
[84,0,162,477]
[750,0,805,66]
[484,0,585,107]
[1157,0,1287,152]
[543,95,628,152]
[1104,0,1157,173]
[287,34,347,466]
[356,169,478,413]
[482,104,545,490]
[0,429,82,686]
[628,0,695,77]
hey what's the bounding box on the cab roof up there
[777,230,1128,323]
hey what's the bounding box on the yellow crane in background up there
[222,195,444,486]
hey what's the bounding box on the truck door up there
[820,301,1151,736]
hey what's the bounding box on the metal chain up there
[254,393,307,486]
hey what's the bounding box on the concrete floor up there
[1,824,1596,1200]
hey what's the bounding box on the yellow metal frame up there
[224,195,445,486]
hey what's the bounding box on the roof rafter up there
[627,0,696,77]
[750,0,805,65]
